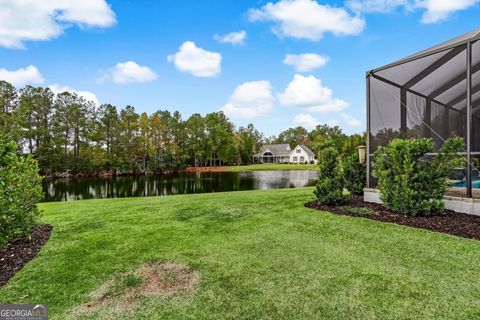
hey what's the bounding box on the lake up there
[42,170,319,202]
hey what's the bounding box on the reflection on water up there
[42,170,319,202]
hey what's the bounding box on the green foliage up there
[0,136,43,247]
[314,147,345,204]
[0,80,365,175]
[339,206,376,216]
[274,126,309,149]
[236,124,263,165]
[373,137,463,216]
[342,152,366,196]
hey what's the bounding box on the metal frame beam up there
[371,73,453,111]
[403,45,466,89]
[371,30,480,74]
[366,74,371,188]
[446,83,480,107]
[400,88,407,137]
[467,41,473,198]
[429,63,480,99]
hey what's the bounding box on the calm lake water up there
[42,170,319,202]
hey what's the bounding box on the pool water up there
[454,180,480,188]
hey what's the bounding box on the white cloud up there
[416,0,478,23]
[220,81,274,119]
[49,84,100,106]
[167,41,222,77]
[346,0,408,13]
[214,31,247,46]
[0,65,44,87]
[283,53,328,72]
[292,114,342,130]
[341,113,363,127]
[248,0,365,41]
[346,0,478,23]
[326,119,341,127]
[0,0,116,49]
[279,74,349,113]
[98,61,157,84]
[293,114,320,131]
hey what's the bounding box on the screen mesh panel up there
[368,32,480,191]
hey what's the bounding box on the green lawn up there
[221,163,319,171]
[1,188,480,319]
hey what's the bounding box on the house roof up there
[294,145,315,157]
[253,144,291,157]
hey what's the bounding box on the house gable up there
[289,145,316,163]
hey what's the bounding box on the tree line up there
[0,80,365,177]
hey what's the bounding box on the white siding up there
[289,146,315,163]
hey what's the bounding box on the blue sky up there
[0,0,479,136]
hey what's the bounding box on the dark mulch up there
[0,225,53,287]
[305,197,480,241]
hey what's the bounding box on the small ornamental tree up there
[0,136,43,247]
[314,147,345,204]
[373,137,463,216]
[342,153,366,196]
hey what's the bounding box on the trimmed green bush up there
[342,153,366,196]
[373,137,463,216]
[0,136,43,247]
[314,147,345,205]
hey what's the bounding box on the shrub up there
[373,137,463,216]
[342,153,366,196]
[314,147,345,204]
[0,136,43,247]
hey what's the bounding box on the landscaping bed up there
[0,224,53,287]
[305,197,480,241]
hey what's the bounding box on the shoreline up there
[42,164,320,180]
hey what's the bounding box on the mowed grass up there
[1,188,480,319]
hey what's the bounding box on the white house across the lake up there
[252,144,316,164]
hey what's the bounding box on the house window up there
[300,156,305,162]
[293,156,298,162]
[296,149,301,153]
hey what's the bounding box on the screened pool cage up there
[366,29,480,198]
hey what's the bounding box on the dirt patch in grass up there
[76,261,199,316]
[0,224,53,287]
[305,196,480,241]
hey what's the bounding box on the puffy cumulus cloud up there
[49,84,100,106]
[278,74,349,113]
[283,53,328,72]
[0,0,116,49]
[248,0,365,41]
[416,0,478,23]
[0,65,44,87]
[98,61,157,84]
[220,81,274,119]
[293,113,320,131]
[341,112,363,127]
[214,30,247,46]
[346,0,478,23]
[168,41,222,77]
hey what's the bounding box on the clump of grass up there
[108,274,143,297]
[340,206,376,216]
[164,271,178,282]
